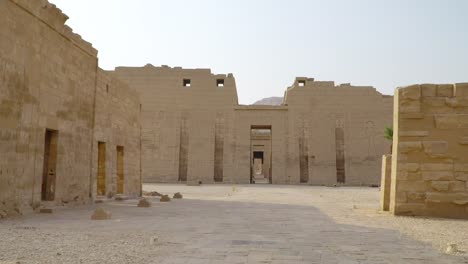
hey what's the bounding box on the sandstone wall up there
[112,65,238,184]
[380,154,392,211]
[390,84,468,219]
[0,0,98,217]
[284,78,393,185]
[92,70,141,197]
[0,0,142,218]
[112,67,392,186]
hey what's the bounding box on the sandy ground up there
[0,184,467,264]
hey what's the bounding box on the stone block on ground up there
[173,192,183,199]
[160,195,171,202]
[39,208,53,214]
[143,191,162,197]
[91,208,111,220]
[138,198,152,207]
[114,195,130,201]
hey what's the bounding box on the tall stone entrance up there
[250,126,272,184]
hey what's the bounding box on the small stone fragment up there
[445,243,458,254]
[173,192,183,199]
[138,198,151,207]
[91,208,111,220]
[94,199,104,204]
[160,195,171,202]
[114,195,129,201]
[39,208,53,214]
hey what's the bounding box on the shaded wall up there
[92,70,141,197]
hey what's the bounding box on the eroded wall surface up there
[0,0,98,217]
[112,65,238,184]
[92,70,141,197]
[112,67,392,186]
[390,84,468,219]
[284,78,393,185]
[0,0,142,218]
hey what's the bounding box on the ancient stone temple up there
[112,66,393,185]
[0,0,394,218]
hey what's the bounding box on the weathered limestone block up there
[422,171,453,181]
[39,208,53,214]
[431,181,449,192]
[380,155,392,211]
[173,192,183,199]
[459,137,468,145]
[454,163,468,172]
[401,85,421,100]
[398,141,422,153]
[400,100,421,113]
[437,84,454,97]
[423,141,448,155]
[449,181,466,192]
[399,131,429,137]
[398,180,427,192]
[395,192,408,203]
[445,97,468,108]
[160,195,171,202]
[435,114,468,129]
[426,192,468,204]
[455,172,468,181]
[407,192,426,202]
[420,163,453,171]
[137,198,151,208]
[453,200,468,205]
[407,172,422,180]
[454,83,468,97]
[421,84,437,97]
[405,163,420,172]
[91,208,111,220]
[400,113,425,119]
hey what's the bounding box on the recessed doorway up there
[250,126,272,184]
[42,129,58,201]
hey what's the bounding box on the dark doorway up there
[335,127,346,183]
[250,126,272,184]
[116,146,124,194]
[42,129,58,201]
[97,142,106,196]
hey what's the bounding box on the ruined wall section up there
[112,65,238,184]
[92,70,141,197]
[0,0,98,217]
[284,78,393,185]
[390,84,468,219]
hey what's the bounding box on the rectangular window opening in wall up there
[298,80,306,87]
[183,79,191,87]
[217,79,225,87]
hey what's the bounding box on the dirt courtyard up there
[0,184,467,264]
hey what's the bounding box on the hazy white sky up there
[50,0,468,104]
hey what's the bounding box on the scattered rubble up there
[137,198,151,208]
[91,208,111,220]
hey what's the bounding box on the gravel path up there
[0,184,467,264]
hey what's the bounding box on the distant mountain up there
[253,97,283,106]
